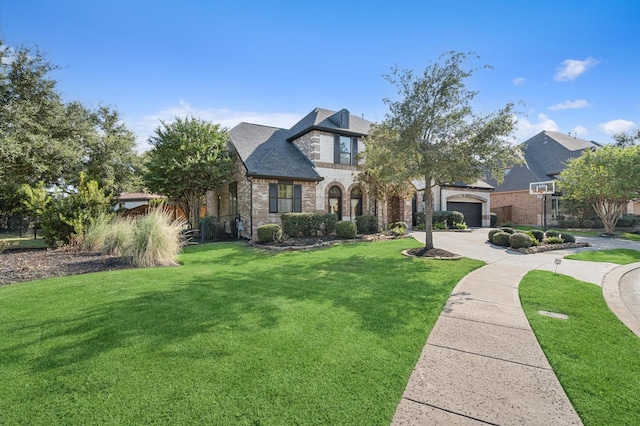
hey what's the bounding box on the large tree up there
[144,117,232,225]
[368,51,521,250]
[559,145,640,234]
[0,41,143,223]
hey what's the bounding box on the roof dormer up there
[328,109,350,129]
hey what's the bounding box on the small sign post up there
[529,181,556,232]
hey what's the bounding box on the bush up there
[317,213,337,236]
[617,214,640,228]
[127,209,186,267]
[434,221,447,230]
[390,221,407,235]
[414,211,425,226]
[257,224,282,243]
[500,227,515,234]
[101,217,134,257]
[454,222,468,229]
[492,231,511,247]
[545,230,561,238]
[509,232,533,249]
[529,230,544,242]
[335,221,357,239]
[490,212,497,227]
[488,229,501,241]
[560,232,575,243]
[356,215,378,233]
[544,236,564,245]
[432,211,464,227]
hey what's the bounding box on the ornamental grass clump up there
[101,217,134,257]
[127,209,186,267]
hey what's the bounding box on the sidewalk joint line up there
[427,343,552,371]
[401,396,500,425]
[439,313,530,331]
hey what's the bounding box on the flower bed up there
[509,241,591,254]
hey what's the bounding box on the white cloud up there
[598,119,637,135]
[514,113,559,141]
[512,77,526,86]
[554,57,599,81]
[572,125,589,137]
[128,100,303,152]
[548,99,590,111]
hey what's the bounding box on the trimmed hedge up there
[492,231,511,247]
[281,213,336,237]
[433,211,464,228]
[356,215,378,233]
[545,230,561,238]
[560,232,575,243]
[257,224,282,243]
[488,229,502,241]
[500,227,515,234]
[530,230,544,242]
[509,232,533,249]
[335,221,357,239]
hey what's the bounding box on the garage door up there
[447,202,482,227]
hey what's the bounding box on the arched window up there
[350,187,363,220]
[328,186,342,219]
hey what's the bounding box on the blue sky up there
[2,0,639,151]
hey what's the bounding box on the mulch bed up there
[0,248,132,287]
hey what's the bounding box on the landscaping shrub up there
[544,236,564,245]
[560,232,575,243]
[488,229,501,241]
[414,211,425,226]
[453,222,468,229]
[525,231,539,246]
[509,232,533,249]
[257,224,282,243]
[128,209,186,267]
[432,211,464,227]
[356,215,378,233]
[335,221,357,239]
[389,221,408,235]
[616,214,640,228]
[434,221,447,230]
[318,213,337,236]
[545,230,561,238]
[500,227,515,234]
[492,231,511,247]
[490,212,497,227]
[530,230,544,242]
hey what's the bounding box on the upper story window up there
[334,135,358,165]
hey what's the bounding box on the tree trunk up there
[593,201,624,234]
[424,181,434,250]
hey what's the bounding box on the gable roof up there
[287,108,372,140]
[489,130,601,192]
[229,122,322,181]
[229,108,372,182]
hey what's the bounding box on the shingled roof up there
[228,108,372,181]
[489,130,601,192]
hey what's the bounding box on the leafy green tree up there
[358,124,414,227]
[144,117,232,225]
[21,173,113,245]
[370,51,521,250]
[559,145,640,234]
[613,129,640,147]
[0,41,143,222]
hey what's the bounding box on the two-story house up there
[206,107,493,240]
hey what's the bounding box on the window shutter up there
[293,184,302,212]
[351,138,358,165]
[334,135,340,163]
[269,183,278,213]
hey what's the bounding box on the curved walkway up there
[392,230,640,425]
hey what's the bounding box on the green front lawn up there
[520,271,640,425]
[565,248,640,264]
[0,234,48,249]
[0,240,483,425]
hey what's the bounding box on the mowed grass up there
[565,248,640,264]
[520,271,640,425]
[0,234,48,249]
[0,239,482,425]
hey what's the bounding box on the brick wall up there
[490,190,545,225]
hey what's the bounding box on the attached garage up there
[447,202,483,227]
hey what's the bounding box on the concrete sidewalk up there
[392,229,640,425]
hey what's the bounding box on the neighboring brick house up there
[207,107,493,240]
[488,130,602,226]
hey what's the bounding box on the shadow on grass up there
[2,241,477,372]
